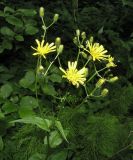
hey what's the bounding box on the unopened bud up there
[76,29,80,37]
[58,44,64,54]
[81,32,86,39]
[106,62,117,68]
[37,65,44,72]
[73,37,78,45]
[53,14,59,22]
[101,88,109,97]
[89,36,94,43]
[84,68,89,77]
[81,52,88,59]
[39,7,45,18]
[109,76,118,83]
[55,37,61,47]
[96,78,105,88]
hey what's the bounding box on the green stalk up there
[87,67,107,83]
[44,52,60,77]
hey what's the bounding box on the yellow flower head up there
[60,61,87,88]
[85,39,109,61]
[31,39,56,58]
[106,56,117,68]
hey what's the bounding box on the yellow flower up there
[106,56,117,68]
[85,39,109,61]
[60,61,87,88]
[31,39,56,58]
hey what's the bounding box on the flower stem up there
[87,66,107,83]
[84,85,89,97]
[41,17,47,40]
[84,58,90,67]
[44,53,60,77]
[35,57,43,117]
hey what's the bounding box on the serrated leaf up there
[1,27,15,37]
[0,84,13,99]
[6,15,23,27]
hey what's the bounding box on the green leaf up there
[0,84,13,99]
[17,9,37,17]
[0,73,14,82]
[19,106,35,118]
[25,24,39,35]
[0,11,4,17]
[122,0,133,7]
[19,70,35,88]
[98,26,104,34]
[20,96,39,109]
[15,35,24,41]
[2,101,17,114]
[42,84,57,96]
[0,46,4,54]
[0,136,4,151]
[49,74,62,83]
[0,66,8,73]
[0,111,5,119]
[44,131,63,148]
[4,6,15,13]
[29,153,46,160]
[6,15,23,27]
[55,120,68,142]
[19,96,38,118]
[48,151,68,160]
[0,27,15,37]
[2,39,13,50]
[11,117,51,132]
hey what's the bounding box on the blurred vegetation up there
[0,0,133,160]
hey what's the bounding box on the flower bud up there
[55,37,61,48]
[37,65,44,72]
[39,7,45,18]
[73,37,78,45]
[58,44,64,54]
[109,76,118,83]
[89,36,94,43]
[106,62,117,68]
[81,32,86,39]
[96,78,105,88]
[101,88,109,97]
[81,52,88,59]
[76,29,80,37]
[53,14,59,22]
[84,68,89,77]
